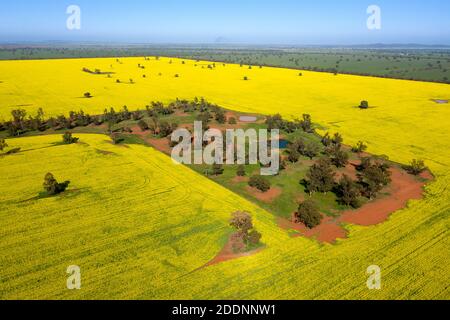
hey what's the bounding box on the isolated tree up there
[336,175,361,208]
[359,100,369,109]
[305,157,336,194]
[295,199,322,229]
[0,138,7,151]
[243,76,249,81]
[43,173,70,196]
[407,159,426,175]
[236,165,246,177]
[62,132,79,144]
[229,211,262,251]
[228,117,237,125]
[84,92,92,98]
[248,175,271,192]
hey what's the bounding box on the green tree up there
[305,158,335,194]
[249,175,271,192]
[304,142,320,159]
[229,211,262,251]
[300,114,313,133]
[352,141,367,154]
[43,173,70,196]
[359,100,369,109]
[0,138,7,151]
[215,109,226,124]
[62,132,79,144]
[358,163,392,199]
[331,149,349,168]
[294,199,322,229]
[336,175,361,208]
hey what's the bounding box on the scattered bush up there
[352,141,367,154]
[406,159,426,175]
[228,117,237,125]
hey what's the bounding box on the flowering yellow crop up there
[0,58,449,299]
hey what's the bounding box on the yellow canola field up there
[0,57,449,299]
[0,134,289,299]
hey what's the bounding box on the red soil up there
[335,160,359,181]
[278,166,432,244]
[338,166,429,226]
[205,236,264,267]
[231,176,249,184]
[278,216,348,244]
[246,186,282,203]
[130,125,172,154]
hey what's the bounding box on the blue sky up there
[1,0,449,44]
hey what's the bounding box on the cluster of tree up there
[43,173,70,196]
[265,113,313,133]
[248,175,271,192]
[229,211,262,252]
[138,117,177,137]
[302,155,392,210]
[287,138,321,163]
[321,132,349,168]
[0,101,180,138]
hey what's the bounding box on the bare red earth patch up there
[205,236,264,267]
[130,125,172,154]
[338,167,430,226]
[278,166,432,244]
[246,186,282,203]
[231,176,249,184]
